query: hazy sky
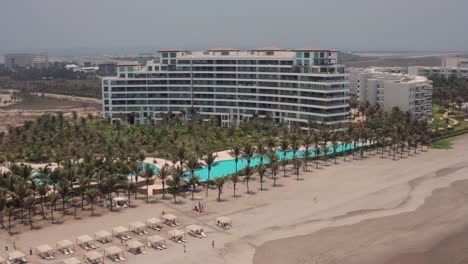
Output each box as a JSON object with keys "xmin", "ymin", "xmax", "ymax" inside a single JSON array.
[{"xmin": 2, "ymin": 0, "xmax": 468, "ymax": 54}]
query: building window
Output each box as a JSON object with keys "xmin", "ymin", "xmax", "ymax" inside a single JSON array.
[
  {"xmin": 162, "ymin": 59, "xmax": 168, "ymax": 64},
  {"xmin": 296, "ymin": 52, "xmax": 302, "ymax": 58},
  {"xmin": 119, "ymin": 66, "xmax": 125, "ymax": 71},
  {"xmin": 296, "ymin": 60, "xmax": 302, "ymax": 65},
  {"xmin": 266, "ymin": 51, "xmax": 274, "ymax": 56},
  {"xmin": 162, "ymin": 53, "xmax": 168, "ymax": 58},
  {"xmin": 170, "ymin": 53, "xmax": 176, "ymax": 58},
  {"xmin": 304, "ymin": 52, "xmax": 310, "ymax": 58}
]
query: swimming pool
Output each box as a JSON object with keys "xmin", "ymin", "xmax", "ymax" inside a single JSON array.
[{"xmin": 143, "ymin": 141, "xmax": 371, "ymax": 181}]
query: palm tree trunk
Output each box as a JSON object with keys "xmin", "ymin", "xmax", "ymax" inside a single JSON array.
[
  {"xmin": 205, "ymin": 169, "xmax": 211, "ymax": 197},
  {"xmin": 29, "ymin": 208, "xmax": 33, "ymax": 229},
  {"xmin": 40, "ymin": 197, "xmax": 45, "ymax": 219},
  {"xmin": 146, "ymin": 183, "xmax": 149, "ymax": 203},
  {"xmin": 162, "ymin": 183, "xmax": 165, "ymax": 199}
]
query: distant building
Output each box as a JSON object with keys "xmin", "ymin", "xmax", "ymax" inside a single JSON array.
[
  {"xmin": 4, "ymin": 52, "xmax": 48, "ymax": 68},
  {"xmin": 98, "ymin": 63, "xmax": 117, "ymax": 76},
  {"xmin": 349, "ymin": 68, "xmax": 432, "ymax": 119},
  {"xmin": 443, "ymin": 57, "xmax": 468, "ymax": 67},
  {"xmin": 408, "ymin": 66, "xmax": 468, "ymax": 78}
]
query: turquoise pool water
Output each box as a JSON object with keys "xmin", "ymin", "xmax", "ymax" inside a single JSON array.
[
  {"xmin": 30, "ymin": 142, "xmax": 371, "ymax": 184},
  {"xmin": 144, "ymin": 141, "xmax": 370, "ymax": 181}
]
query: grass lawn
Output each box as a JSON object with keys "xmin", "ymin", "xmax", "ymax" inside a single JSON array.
[{"xmin": 431, "ymin": 138, "xmax": 454, "ymax": 149}]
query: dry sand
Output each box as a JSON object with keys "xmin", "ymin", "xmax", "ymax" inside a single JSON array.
[{"xmin": 1, "ymin": 135, "xmax": 468, "ymax": 264}]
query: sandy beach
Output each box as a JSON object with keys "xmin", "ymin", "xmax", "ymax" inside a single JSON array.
[{"xmin": 1, "ymin": 135, "xmax": 468, "ymax": 263}]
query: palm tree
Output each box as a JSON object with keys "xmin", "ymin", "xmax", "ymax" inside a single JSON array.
[
  {"xmin": 214, "ymin": 176, "xmax": 227, "ymax": 202},
  {"xmin": 85, "ymin": 189, "xmax": 99, "ymax": 216},
  {"xmin": 293, "ymin": 157, "xmax": 302, "ymax": 180},
  {"xmin": 22, "ymin": 196, "xmax": 35, "ymax": 229},
  {"xmin": 230, "ymin": 173, "xmax": 240, "ymax": 197},
  {"xmin": 168, "ymin": 166, "xmax": 183, "ymax": 203},
  {"xmin": 186, "ymin": 155, "xmax": 201, "ymax": 178},
  {"xmin": 77, "ymin": 175, "xmax": 90, "ymax": 210},
  {"xmin": 48, "ymin": 192, "xmax": 59, "ymax": 223},
  {"xmin": 104, "ymin": 175, "xmax": 119, "ymax": 211},
  {"xmin": 243, "ymin": 166, "xmax": 254, "ymax": 194},
  {"xmin": 124, "ymin": 181, "xmax": 137, "ymax": 206},
  {"xmin": 229, "ymin": 145, "xmax": 241, "ymax": 173},
  {"xmin": 203, "ymin": 152, "xmax": 217, "ymax": 197},
  {"xmin": 156, "ymin": 165, "xmax": 170, "ymax": 199},
  {"xmin": 312, "ymin": 132, "xmax": 321, "ymax": 169},
  {"xmin": 0, "ymin": 189, "xmax": 6, "ymax": 229},
  {"xmin": 270, "ymin": 160, "xmax": 279, "ymax": 187},
  {"xmin": 331, "ymin": 132, "xmax": 340, "ymax": 164},
  {"xmin": 71, "ymin": 197, "xmax": 80, "ymax": 220},
  {"xmin": 37, "ymin": 184, "xmax": 47, "ymax": 220},
  {"xmin": 188, "ymin": 174, "xmax": 200, "ymax": 200},
  {"xmin": 302, "ymin": 135, "xmax": 313, "ymax": 171},
  {"xmin": 57, "ymin": 180, "xmax": 69, "ymax": 215},
  {"xmin": 141, "ymin": 164, "xmax": 155, "ymax": 203},
  {"xmin": 5, "ymin": 206, "xmax": 14, "ymax": 234},
  {"xmin": 242, "ymin": 143, "xmax": 254, "ymax": 168},
  {"xmin": 279, "ymin": 138, "xmax": 289, "ymax": 161},
  {"xmin": 256, "ymin": 141, "xmax": 267, "ymax": 164},
  {"xmin": 257, "ymin": 164, "xmax": 267, "ymax": 191}
]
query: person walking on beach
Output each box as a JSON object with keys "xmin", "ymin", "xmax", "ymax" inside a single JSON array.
[
  {"xmin": 29, "ymin": 248, "xmax": 32, "ymax": 255},
  {"xmin": 5, "ymin": 246, "xmax": 8, "ymax": 251},
  {"xmin": 212, "ymin": 240, "xmax": 215, "ymax": 248},
  {"xmin": 13, "ymin": 242, "xmax": 16, "ymax": 250},
  {"xmin": 183, "ymin": 244, "xmax": 186, "ymax": 253}
]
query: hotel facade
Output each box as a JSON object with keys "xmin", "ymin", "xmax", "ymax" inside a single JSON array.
[
  {"xmin": 102, "ymin": 48, "xmax": 349, "ymax": 128},
  {"xmin": 349, "ymin": 68, "xmax": 433, "ymax": 119}
]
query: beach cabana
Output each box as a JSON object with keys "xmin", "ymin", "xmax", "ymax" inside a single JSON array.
[
  {"xmin": 76, "ymin": 235, "xmax": 97, "ymax": 250},
  {"xmin": 162, "ymin": 214, "xmax": 179, "ymax": 226},
  {"xmin": 146, "ymin": 218, "xmax": 163, "ymax": 231},
  {"xmin": 215, "ymin": 216, "xmax": 232, "ymax": 230},
  {"xmin": 103, "ymin": 246, "xmax": 125, "ymax": 262},
  {"xmin": 112, "ymin": 226, "xmax": 131, "ymax": 240},
  {"xmin": 8, "ymin": 251, "xmax": 27, "ymax": 264},
  {"xmin": 94, "ymin": 230, "xmax": 113, "ymax": 244},
  {"xmin": 167, "ymin": 229, "xmax": 186, "ymax": 243},
  {"xmin": 129, "ymin": 221, "xmax": 148, "ymax": 235},
  {"xmin": 61, "ymin": 257, "xmax": 81, "ymax": 264},
  {"xmin": 83, "ymin": 251, "xmax": 103, "ymax": 264},
  {"xmin": 186, "ymin": 224, "xmax": 206, "ymax": 238},
  {"xmin": 56, "ymin": 240, "xmax": 75, "ymax": 255},
  {"xmin": 112, "ymin": 197, "xmax": 128, "ymax": 209},
  {"xmin": 36, "ymin": 244, "xmax": 55, "ymax": 260},
  {"xmin": 126, "ymin": 241, "xmax": 146, "ymax": 255},
  {"xmin": 146, "ymin": 235, "xmax": 167, "ymax": 250}
]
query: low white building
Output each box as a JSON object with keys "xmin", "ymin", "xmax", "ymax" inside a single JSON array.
[
  {"xmin": 408, "ymin": 66, "xmax": 468, "ymax": 78},
  {"xmin": 349, "ymin": 68, "xmax": 432, "ymax": 119}
]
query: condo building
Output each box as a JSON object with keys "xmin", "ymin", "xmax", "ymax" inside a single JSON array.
[
  {"xmin": 349, "ymin": 68, "xmax": 433, "ymax": 119},
  {"xmin": 408, "ymin": 66, "xmax": 468, "ymax": 78},
  {"xmin": 101, "ymin": 48, "xmax": 349, "ymax": 128},
  {"xmin": 4, "ymin": 52, "xmax": 48, "ymax": 69}
]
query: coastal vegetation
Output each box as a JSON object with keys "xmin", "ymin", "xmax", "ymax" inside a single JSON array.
[{"xmin": 0, "ymin": 105, "xmax": 433, "ymax": 233}]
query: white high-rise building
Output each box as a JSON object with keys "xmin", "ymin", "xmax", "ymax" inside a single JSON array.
[
  {"xmin": 349, "ymin": 68, "xmax": 432, "ymax": 119},
  {"xmin": 408, "ymin": 66, "xmax": 468, "ymax": 78},
  {"xmin": 101, "ymin": 48, "xmax": 349, "ymax": 129}
]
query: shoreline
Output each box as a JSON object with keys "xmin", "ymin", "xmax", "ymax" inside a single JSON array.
[{"xmin": 1, "ymin": 135, "xmax": 467, "ymax": 264}]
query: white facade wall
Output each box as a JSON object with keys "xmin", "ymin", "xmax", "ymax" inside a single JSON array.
[
  {"xmin": 349, "ymin": 68, "xmax": 432, "ymax": 119},
  {"xmin": 102, "ymin": 48, "xmax": 349, "ymax": 129}
]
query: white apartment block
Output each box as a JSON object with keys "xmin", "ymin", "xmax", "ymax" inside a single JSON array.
[
  {"xmin": 101, "ymin": 48, "xmax": 349, "ymax": 129},
  {"xmin": 349, "ymin": 68, "xmax": 432, "ymax": 119},
  {"xmin": 4, "ymin": 52, "xmax": 48, "ymax": 68},
  {"xmin": 408, "ymin": 66, "xmax": 468, "ymax": 78}
]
